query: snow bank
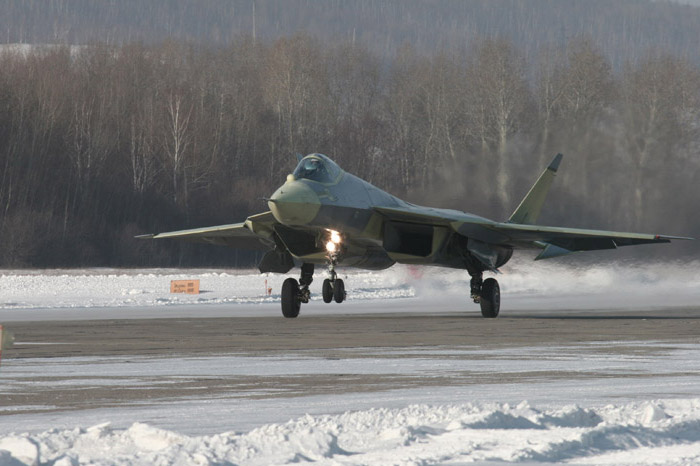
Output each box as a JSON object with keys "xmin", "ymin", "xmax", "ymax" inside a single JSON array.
[
  {"xmin": 2, "ymin": 400, "xmax": 699, "ymax": 465},
  {"xmin": 1, "ymin": 260, "xmax": 699, "ymax": 311},
  {"xmin": 0, "ymin": 267, "xmax": 413, "ymax": 310}
]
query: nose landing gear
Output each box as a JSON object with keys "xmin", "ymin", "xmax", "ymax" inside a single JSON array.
[
  {"xmin": 321, "ymin": 229, "xmax": 346, "ymax": 304},
  {"xmin": 322, "ymin": 268, "xmax": 345, "ymax": 304}
]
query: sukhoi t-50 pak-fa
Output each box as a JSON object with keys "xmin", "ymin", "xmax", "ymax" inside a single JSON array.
[{"xmin": 140, "ymin": 153, "xmax": 691, "ymax": 318}]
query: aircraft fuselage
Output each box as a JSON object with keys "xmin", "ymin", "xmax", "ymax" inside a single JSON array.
[{"xmin": 267, "ymin": 154, "xmax": 511, "ymax": 271}]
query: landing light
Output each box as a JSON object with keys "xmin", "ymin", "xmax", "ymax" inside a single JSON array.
[
  {"xmin": 326, "ymin": 229, "xmax": 342, "ymax": 253},
  {"xmin": 330, "ymin": 230, "xmax": 341, "ymax": 244}
]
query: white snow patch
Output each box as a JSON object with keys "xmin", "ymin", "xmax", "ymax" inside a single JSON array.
[
  {"xmin": 2, "ymin": 400, "xmax": 700, "ymax": 465},
  {"xmin": 0, "ymin": 436, "xmax": 39, "ymax": 466},
  {"xmin": 1, "ymin": 260, "xmax": 699, "ymax": 312}
]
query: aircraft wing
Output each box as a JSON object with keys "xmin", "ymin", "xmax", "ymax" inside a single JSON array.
[
  {"xmin": 136, "ymin": 211, "xmax": 276, "ymax": 250},
  {"xmin": 486, "ymin": 222, "xmax": 691, "ymax": 259},
  {"xmin": 374, "ymin": 206, "xmax": 692, "ymax": 260}
]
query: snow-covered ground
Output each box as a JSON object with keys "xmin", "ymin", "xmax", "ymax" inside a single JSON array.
[
  {"xmin": 2, "ymin": 342, "xmax": 700, "ymax": 465},
  {"xmin": 2, "ymin": 261, "xmax": 700, "ymax": 465},
  {"xmin": 1, "ymin": 260, "xmax": 700, "ymax": 312},
  {"xmin": 2, "ymin": 399, "xmax": 700, "ymax": 465}
]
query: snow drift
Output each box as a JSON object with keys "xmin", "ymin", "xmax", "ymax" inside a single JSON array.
[{"xmin": 2, "ymin": 400, "xmax": 700, "ymax": 465}]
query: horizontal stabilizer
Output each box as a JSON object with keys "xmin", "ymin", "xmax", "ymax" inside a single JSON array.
[{"xmin": 535, "ymin": 243, "xmax": 574, "ymax": 260}]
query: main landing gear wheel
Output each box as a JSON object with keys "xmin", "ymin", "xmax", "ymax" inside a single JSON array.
[
  {"xmin": 333, "ymin": 278, "xmax": 345, "ymax": 303},
  {"xmin": 280, "ymin": 263, "xmax": 314, "ymax": 318},
  {"xmin": 480, "ymin": 278, "xmax": 500, "ymax": 318},
  {"xmin": 281, "ymin": 277, "xmax": 301, "ymax": 318},
  {"xmin": 322, "ymin": 279, "xmax": 333, "ymax": 303}
]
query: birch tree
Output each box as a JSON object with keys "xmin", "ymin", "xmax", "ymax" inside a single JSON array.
[
  {"xmin": 620, "ymin": 55, "xmax": 700, "ymax": 227},
  {"xmin": 466, "ymin": 39, "xmax": 531, "ymax": 209},
  {"xmin": 163, "ymin": 92, "xmax": 193, "ymax": 205}
]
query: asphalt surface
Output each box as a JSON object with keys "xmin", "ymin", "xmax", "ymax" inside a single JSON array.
[
  {"xmin": 4, "ymin": 304, "xmax": 700, "ymax": 359},
  {"xmin": 2, "ymin": 303, "xmax": 699, "ymax": 416}
]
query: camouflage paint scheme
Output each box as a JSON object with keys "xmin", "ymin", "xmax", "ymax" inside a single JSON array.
[{"xmin": 140, "ymin": 153, "xmax": 690, "ymax": 279}]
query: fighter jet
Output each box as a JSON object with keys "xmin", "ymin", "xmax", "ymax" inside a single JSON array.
[{"xmin": 139, "ymin": 153, "xmax": 691, "ymax": 318}]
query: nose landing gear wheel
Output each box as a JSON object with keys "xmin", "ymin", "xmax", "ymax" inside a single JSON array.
[
  {"xmin": 333, "ymin": 278, "xmax": 345, "ymax": 303},
  {"xmin": 480, "ymin": 278, "xmax": 500, "ymax": 318},
  {"xmin": 281, "ymin": 277, "xmax": 301, "ymax": 318},
  {"xmin": 322, "ymin": 279, "xmax": 333, "ymax": 303}
]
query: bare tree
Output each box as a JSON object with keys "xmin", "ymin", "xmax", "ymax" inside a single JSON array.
[
  {"xmin": 326, "ymin": 43, "xmax": 382, "ymax": 178},
  {"xmin": 466, "ymin": 39, "xmax": 531, "ymax": 209},
  {"xmin": 68, "ymin": 100, "xmax": 109, "ymax": 189},
  {"xmin": 619, "ymin": 54, "xmax": 700, "ymax": 227},
  {"xmin": 559, "ymin": 39, "xmax": 615, "ymax": 128},
  {"xmin": 535, "ymin": 45, "xmax": 569, "ymax": 165},
  {"xmin": 162, "ymin": 92, "xmax": 193, "ymax": 205},
  {"xmin": 129, "ymin": 107, "xmax": 157, "ymax": 195}
]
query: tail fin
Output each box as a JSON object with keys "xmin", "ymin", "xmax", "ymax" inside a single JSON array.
[{"xmin": 507, "ymin": 153, "xmax": 563, "ymax": 224}]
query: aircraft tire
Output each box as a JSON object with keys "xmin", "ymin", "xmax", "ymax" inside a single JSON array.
[
  {"xmin": 322, "ymin": 279, "xmax": 333, "ymax": 303},
  {"xmin": 480, "ymin": 278, "xmax": 500, "ymax": 318},
  {"xmin": 333, "ymin": 279, "xmax": 345, "ymax": 303},
  {"xmin": 281, "ymin": 278, "xmax": 301, "ymax": 318}
]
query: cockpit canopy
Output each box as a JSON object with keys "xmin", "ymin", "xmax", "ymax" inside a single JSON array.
[{"xmin": 293, "ymin": 153, "xmax": 341, "ymax": 183}]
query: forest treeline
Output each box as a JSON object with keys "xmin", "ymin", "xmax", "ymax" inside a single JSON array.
[
  {"xmin": 0, "ymin": 35, "xmax": 698, "ymax": 267},
  {"xmin": 6, "ymin": 0, "xmax": 700, "ymax": 69}
]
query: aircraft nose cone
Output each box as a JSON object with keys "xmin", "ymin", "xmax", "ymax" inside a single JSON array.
[{"xmin": 268, "ymin": 180, "xmax": 321, "ymax": 225}]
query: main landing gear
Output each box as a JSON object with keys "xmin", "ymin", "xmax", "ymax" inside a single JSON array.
[
  {"xmin": 281, "ymin": 263, "xmax": 314, "ymax": 318},
  {"xmin": 470, "ymin": 272, "xmax": 500, "ymax": 318}
]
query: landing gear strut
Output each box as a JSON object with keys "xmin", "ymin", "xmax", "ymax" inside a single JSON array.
[
  {"xmin": 469, "ymin": 271, "xmax": 500, "ymax": 318},
  {"xmin": 322, "ymin": 252, "xmax": 345, "ymax": 304},
  {"xmin": 281, "ymin": 263, "xmax": 314, "ymax": 318}
]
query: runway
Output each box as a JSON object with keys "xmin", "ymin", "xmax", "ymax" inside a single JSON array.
[
  {"xmin": 5, "ymin": 301, "xmax": 700, "ymax": 359},
  {"xmin": 2, "ymin": 300, "xmax": 700, "ymax": 426},
  {"xmin": 7, "ymin": 296, "xmax": 700, "ymax": 349}
]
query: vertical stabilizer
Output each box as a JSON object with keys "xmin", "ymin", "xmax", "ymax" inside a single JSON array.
[{"xmin": 507, "ymin": 153, "xmax": 563, "ymax": 224}]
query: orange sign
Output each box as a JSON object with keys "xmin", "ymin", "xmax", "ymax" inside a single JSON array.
[{"xmin": 170, "ymin": 280, "xmax": 200, "ymax": 294}]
